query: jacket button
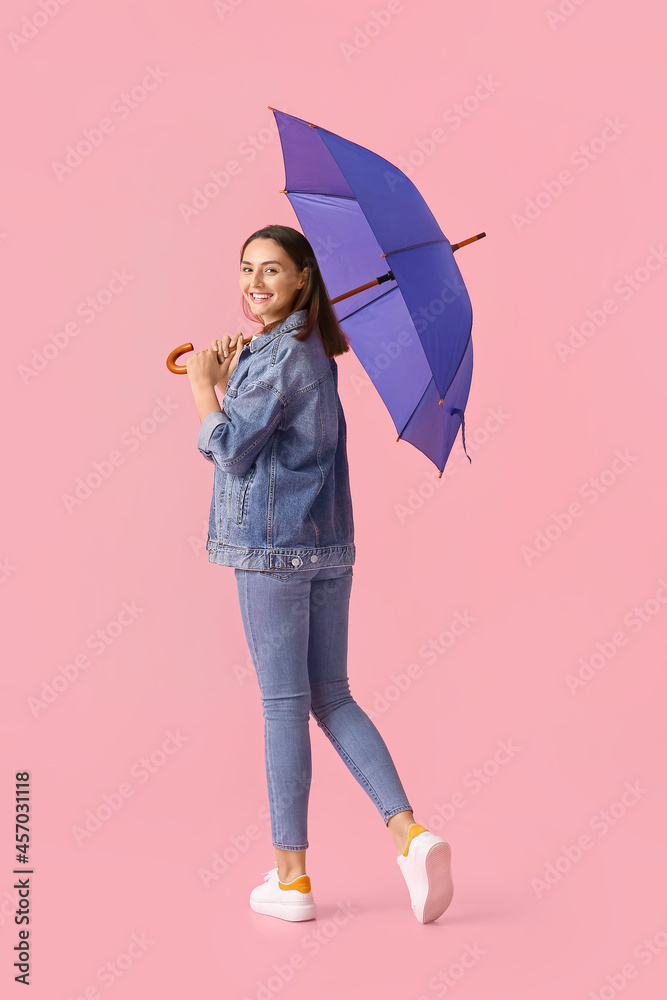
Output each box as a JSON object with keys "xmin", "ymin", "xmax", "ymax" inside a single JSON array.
[
  {"xmin": 291, "ymin": 557, "xmax": 301, "ymax": 567},
  {"xmin": 310, "ymin": 555, "xmax": 318, "ymax": 563}
]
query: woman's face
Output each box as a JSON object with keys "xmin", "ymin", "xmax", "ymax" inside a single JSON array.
[{"xmin": 240, "ymin": 238, "xmax": 307, "ymax": 327}]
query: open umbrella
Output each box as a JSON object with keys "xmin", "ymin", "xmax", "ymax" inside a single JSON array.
[
  {"xmin": 167, "ymin": 108, "xmax": 484, "ymax": 478},
  {"xmin": 269, "ymin": 107, "xmax": 485, "ymax": 477}
]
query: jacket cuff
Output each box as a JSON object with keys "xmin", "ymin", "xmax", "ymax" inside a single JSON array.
[{"xmin": 197, "ymin": 408, "xmax": 230, "ymax": 461}]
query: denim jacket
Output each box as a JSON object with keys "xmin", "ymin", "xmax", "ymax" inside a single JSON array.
[{"xmin": 197, "ymin": 308, "xmax": 356, "ymax": 572}]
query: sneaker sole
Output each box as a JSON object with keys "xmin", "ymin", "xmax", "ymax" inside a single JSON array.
[
  {"xmin": 249, "ymin": 898, "xmax": 316, "ymax": 922},
  {"xmin": 419, "ymin": 841, "xmax": 454, "ymax": 923}
]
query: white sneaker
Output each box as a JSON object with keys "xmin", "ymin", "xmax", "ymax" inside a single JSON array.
[
  {"xmin": 249, "ymin": 866, "xmax": 316, "ymax": 921},
  {"xmin": 396, "ymin": 823, "xmax": 454, "ymax": 923}
]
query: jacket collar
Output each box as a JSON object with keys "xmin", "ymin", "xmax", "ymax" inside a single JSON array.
[{"xmin": 247, "ymin": 309, "xmax": 309, "ymax": 354}]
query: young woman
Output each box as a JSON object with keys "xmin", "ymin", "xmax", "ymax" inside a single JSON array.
[{"xmin": 186, "ymin": 224, "xmax": 453, "ymax": 924}]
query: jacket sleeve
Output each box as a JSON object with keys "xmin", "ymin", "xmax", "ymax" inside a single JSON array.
[{"xmin": 197, "ymin": 380, "xmax": 285, "ymax": 477}]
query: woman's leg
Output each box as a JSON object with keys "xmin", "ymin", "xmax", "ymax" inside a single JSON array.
[
  {"xmin": 234, "ymin": 568, "xmax": 314, "ymax": 880},
  {"xmin": 307, "ymin": 568, "xmax": 415, "ymax": 846}
]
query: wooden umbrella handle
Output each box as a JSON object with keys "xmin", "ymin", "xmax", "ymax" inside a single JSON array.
[
  {"xmin": 166, "ymin": 335, "xmax": 253, "ymax": 374},
  {"xmin": 166, "ymin": 342, "xmax": 195, "ymax": 374}
]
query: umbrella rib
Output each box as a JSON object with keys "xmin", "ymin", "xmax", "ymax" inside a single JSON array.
[
  {"xmin": 283, "ymin": 190, "xmax": 358, "ymax": 200},
  {"xmin": 436, "ymin": 325, "xmax": 473, "ymax": 410},
  {"xmin": 396, "ymin": 375, "xmax": 434, "ymax": 440},
  {"xmin": 334, "ymin": 283, "xmax": 399, "ymax": 324},
  {"xmin": 336, "ymin": 275, "xmax": 472, "ymax": 407},
  {"xmin": 383, "ymin": 238, "xmax": 450, "ymax": 255},
  {"xmin": 398, "ymin": 324, "xmax": 472, "ymax": 441}
]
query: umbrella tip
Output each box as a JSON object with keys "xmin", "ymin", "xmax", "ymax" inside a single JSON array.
[
  {"xmin": 438, "ymin": 398, "xmax": 443, "ymax": 405},
  {"xmin": 267, "ymin": 105, "xmax": 274, "ymax": 110}
]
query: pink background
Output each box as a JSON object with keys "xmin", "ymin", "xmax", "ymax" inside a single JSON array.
[{"xmin": 2, "ymin": 1, "xmax": 666, "ymax": 997}]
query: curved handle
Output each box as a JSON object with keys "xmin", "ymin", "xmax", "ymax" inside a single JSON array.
[
  {"xmin": 166, "ymin": 342, "xmax": 195, "ymax": 375},
  {"xmin": 166, "ymin": 336, "xmax": 252, "ymax": 374}
]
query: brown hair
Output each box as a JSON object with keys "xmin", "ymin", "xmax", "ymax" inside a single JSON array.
[{"xmin": 239, "ymin": 225, "xmax": 350, "ymax": 358}]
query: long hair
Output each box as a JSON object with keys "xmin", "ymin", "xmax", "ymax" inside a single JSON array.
[{"xmin": 239, "ymin": 225, "xmax": 350, "ymax": 358}]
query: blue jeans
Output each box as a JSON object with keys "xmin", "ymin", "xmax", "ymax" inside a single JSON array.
[{"xmin": 234, "ymin": 565, "xmax": 413, "ymax": 850}]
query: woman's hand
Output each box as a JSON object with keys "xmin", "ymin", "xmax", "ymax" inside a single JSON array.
[
  {"xmin": 185, "ymin": 345, "xmax": 221, "ymax": 388},
  {"xmin": 185, "ymin": 333, "xmax": 245, "ymax": 390},
  {"xmin": 211, "ymin": 332, "xmax": 245, "ymax": 389}
]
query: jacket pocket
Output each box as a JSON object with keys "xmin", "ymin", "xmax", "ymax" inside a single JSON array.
[{"xmin": 236, "ymin": 463, "xmax": 257, "ymax": 525}]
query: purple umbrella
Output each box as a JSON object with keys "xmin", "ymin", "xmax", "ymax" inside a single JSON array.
[{"xmin": 270, "ymin": 107, "xmax": 485, "ymax": 477}]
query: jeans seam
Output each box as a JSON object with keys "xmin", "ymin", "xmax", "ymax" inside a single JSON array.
[
  {"xmin": 384, "ymin": 804, "xmax": 413, "ymax": 826},
  {"xmin": 243, "ymin": 570, "xmax": 282, "ymax": 846},
  {"xmin": 310, "ymin": 708, "xmax": 385, "ymax": 815}
]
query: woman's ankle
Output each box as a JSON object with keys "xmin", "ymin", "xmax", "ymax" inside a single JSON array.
[
  {"xmin": 278, "ymin": 869, "xmax": 307, "ymax": 882},
  {"xmin": 274, "ymin": 848, "xmax": 307, "ymax": 881},
  {"xmin": 387, "ymin": 811, "xmax": 417, "ymax": 852}
]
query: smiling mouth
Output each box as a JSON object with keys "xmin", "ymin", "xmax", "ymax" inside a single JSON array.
[{"xmin": 250, "ymin": 293, "xmax": 273, "ymax": 302}]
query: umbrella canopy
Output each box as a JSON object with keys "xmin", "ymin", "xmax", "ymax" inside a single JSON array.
[{"xmin": 270, "ymin": 107, "xmax": 482, "ymax": 476}]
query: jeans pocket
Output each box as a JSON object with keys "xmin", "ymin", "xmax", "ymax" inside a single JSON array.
[{"xmin": 258, "ymin": 570, "xmax": 295, "ymax": 582}]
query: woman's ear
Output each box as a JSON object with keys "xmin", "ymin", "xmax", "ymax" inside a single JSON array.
[{"xmin": 299, "ymin": 263, "xmax": 309, "ymax": 288}]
